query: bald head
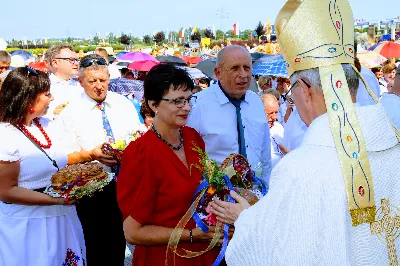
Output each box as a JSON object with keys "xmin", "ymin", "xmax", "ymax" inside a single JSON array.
[
  {"xmin": 216, "ymin": 45, "xmax": 251, "ymax": 68},
  {"xmin": 214, "ymin": 45, "xmax": 252, "ymax": 99},
  {"xmin": 261, "ymin": 94, "xmax": 279, "ymax": 128}
]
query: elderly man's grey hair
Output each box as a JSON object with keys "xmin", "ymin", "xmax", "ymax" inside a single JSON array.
[
  {"xmin": 78, "ymin": 54, "xmax": 109, "ymax": 76},
  {"xmin": 0, "ymin": 51, "xmax": 11, "ymax": 64},
  {"xmin": 44, "ymin": 44, "xmax": 74, "ymax": 66},
  {"xmin": 290, "ymin": 64, "xmax": 359, "ymax": 98},
  {"xmin": 216, "ymin": 45, "xmax": 250, "ymax": 68}
]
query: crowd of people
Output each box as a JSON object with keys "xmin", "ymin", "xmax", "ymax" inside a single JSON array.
[{"xmin": 0, "ymin": 0, "xmax": 400, "ymax": 265}]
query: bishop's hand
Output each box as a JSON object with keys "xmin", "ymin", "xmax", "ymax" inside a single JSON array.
[{"xmin": 209, "ymin": 190, "xmax": 250, "ymax": 225}]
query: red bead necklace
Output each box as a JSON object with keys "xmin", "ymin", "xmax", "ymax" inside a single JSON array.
[{"xmin": 18, "ymin": 118, "xmax": 52, "ymax": 149}]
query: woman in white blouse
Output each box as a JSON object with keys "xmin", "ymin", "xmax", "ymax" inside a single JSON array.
[{"xmin": 0, "ymin": 67, "xmax": 114, "ymax": 266}]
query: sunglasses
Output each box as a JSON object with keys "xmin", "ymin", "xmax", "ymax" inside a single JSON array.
[{"xmin": 80, "ymin": 58, "xmax": 108, "ymax": 68}]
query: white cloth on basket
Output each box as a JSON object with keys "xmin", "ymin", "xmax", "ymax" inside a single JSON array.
[
  {"xmin": 226, "ymin": 104, "xmax": 400, "ymax": 266},
  {"xmin": 0, "ymin": 119, "xmax": 86, "ymax": 266}
]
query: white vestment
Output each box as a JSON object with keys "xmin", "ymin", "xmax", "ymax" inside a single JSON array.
[
  {"xmin": 226, "ymin": 104, "xmax": 400, "ymax": 266},
  {"xmin": 381, "ymin": 93, "xmax": 400, "ymax": 130},
  {"xmin": 356, "ymin": 66, "xmax": 380, "ymax": 106}
]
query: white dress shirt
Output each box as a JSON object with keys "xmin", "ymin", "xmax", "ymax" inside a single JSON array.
[
  {"xmin": 187, "ymin": 83, "xmax": 272, "ymax": 186},
  {"xmin": 381, "ymin": 92, "xmax": 400, "ymax": 129},
  {"xmin": 108, "ymin": 64, "xmax": 121, "ymax": 79},
  {"xmin": 46, "ymin": 74, "xmax": 84, "ymax": 120},
  {"xmin": 56, "ymin": 91, "xmax": 144, "ymax": 154},
  {"xmin": 270, "ymin": 122, "xmax": 284, "ymax": 169},
  {"xmin": 356, "ymin": 66, "xmax": 380, "ymax": 106},
  {"xmin": 277, "ymin": 100, "xmax": 287, "ymax": 125},
  {"xmin": 283, "ymin": 107, "xmax": 308, "ymax": 151},
  {"xmin": 379, "ymin": 78, "xmax": 388, "ymax": 97}
]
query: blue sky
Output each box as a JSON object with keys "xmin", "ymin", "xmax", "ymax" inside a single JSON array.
[{"xmin": 1, "ymin": 0, "xmax": 399, "ymax": 40}]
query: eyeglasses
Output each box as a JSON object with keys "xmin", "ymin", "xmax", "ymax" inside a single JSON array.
[
  {"xmin": 161, "ymin": 95, "xmax": 197, "ymax": 108},
  {"xmin": 282, "ymin": 78, "xmax": 311, "ymax": 103},
  {"xmin": 80, "ymin": 58, "xmax": 108, "ymax": 68},
  {"xmin": 263, "ymin": 81, "xmax": 272, "ymax": 86},
  {"xmin": 55, "ymin": 57, "xmax": 80, "ymax": 65}
]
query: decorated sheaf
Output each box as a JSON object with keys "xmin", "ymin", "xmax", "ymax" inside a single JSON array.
[{"xmin": 276, "ymin": 0, "xmax": 400, "ymax": 264}]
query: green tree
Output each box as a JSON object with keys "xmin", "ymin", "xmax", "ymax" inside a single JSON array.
[
  {"xmin": 153, "ymin": 31, "xmax": 165, "ymax": 44},
  {"xmin": 216, "ymin": 30, "xmax": 225, "ymax": 40},
  {"xmin": 225, "ymin": 30, "xmax": 234, "ymax": 39},
  {"xmin": 240, "ymin": 29, "xmax": 253, "ymax": 40},
  {"xmin": 204, "ymin": 28, "xmax": 215, "ymax": 39},
  {"xmin": 255, "ymin": 21, "xmax": 265, "ymax": 37},
  {"xmin": 93, "ymin": 36, "xmax": 100, "ymax": 45},
  {"xmin": 119, "ymin": 33, "xmax": 131, "ymax": 45},
  {"xmin": 191, "ymin": 32, "xmax": 201, "ymax": 42},
  {"xmin": 143, "ymin": 35, "xmax": 151, "ymax": 44}
]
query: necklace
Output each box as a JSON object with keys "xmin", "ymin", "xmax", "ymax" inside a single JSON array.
[
  {"xmin": 18, "ymin": 118, "xmax": 52, "ymax": 149},
  {"xmin": 151, "ymin": 125, "xmax": 183, "ymax": 151}
]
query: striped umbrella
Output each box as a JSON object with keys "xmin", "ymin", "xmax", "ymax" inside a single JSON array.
[
  {"xmin": 357, "ymin": 50, "xmax": 388, "ymax": 68},
  {"xmin": 370, "ymin": 42, "xmax": 400, "ymax": 58}
]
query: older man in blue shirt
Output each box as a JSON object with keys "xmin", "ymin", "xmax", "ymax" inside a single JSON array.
[{"xmin": 187, "ymin": 45, "xmax": 272, "ymax": 187}]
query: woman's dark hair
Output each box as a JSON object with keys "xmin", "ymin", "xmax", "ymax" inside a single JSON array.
[
  {"xmin": 0, "ymin": 67, "xmax": 50, "ymax": 124},
  {"xmin": 144, "ymin": 63, "xmax": 194, "ymax": 116},
  {"xmin": 199, "ymin": 78, "xmax": 210, "ymax": 87}
]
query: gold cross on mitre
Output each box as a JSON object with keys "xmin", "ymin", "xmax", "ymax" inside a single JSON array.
[{"xmin": 370, "ymin": 198, "xmax": 400, "ymax": 266}]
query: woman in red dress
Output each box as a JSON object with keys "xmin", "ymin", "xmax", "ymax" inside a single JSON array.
[{"xmin": 117, "ymin": 64, "xmax": 223, "ymax": 266}]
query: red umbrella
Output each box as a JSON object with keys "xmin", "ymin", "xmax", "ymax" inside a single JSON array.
[
  {"xmin": 127, "ymin": 60, "xmax": 159, "ymax": 72},
  {"xmin": 371, "ymin": 42, "xmax": 400, "ymax": 58},
  {"xmin": 182, "ymin": 56, "xmax": 203, "ymax": 65},
  {"xmin": 28, "ymin": 62, "xmax": 49, "ymax": 73}
]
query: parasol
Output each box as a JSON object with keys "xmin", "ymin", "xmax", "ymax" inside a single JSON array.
[
  {"xmin": 156, "ymin": 56, "xmax": 186, "ymax": 65},
  {"xmin": 127, "ymin": 60, "xmax": 159, "ymax": 72},
  {"xmin": 357, "ymin": 50, "xmax": 388, "ymax": 68},
  {"xmin": 119, "ymin": 52, "xmax": 157, "ymax": 62}
]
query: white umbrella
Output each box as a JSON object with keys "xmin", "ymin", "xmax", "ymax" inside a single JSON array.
[{"xmin": 178, "ymin": 66, "xmax": 206, "ymax": 79}]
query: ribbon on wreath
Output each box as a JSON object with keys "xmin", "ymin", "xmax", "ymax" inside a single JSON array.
[{"xmin": 52, "ymin": 173, "xmax": 108, "ymax": 203}]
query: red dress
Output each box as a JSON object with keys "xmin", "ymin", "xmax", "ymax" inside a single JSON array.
[{"xmin": 117, "ymin": 126, "xmax": 221, "ymax": 266}]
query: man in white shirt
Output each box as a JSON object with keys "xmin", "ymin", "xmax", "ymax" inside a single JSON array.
[
  {"xmin": 57, "ymin": 54, "xmax": 143, "ymax": 266},
  {"xmin": 260, "ymin": 94, "xmax": 284, "ymax": 168},
  {"xmin": 381, "ymin": 65, "xmax": 400, "ymax": 129},
  {"xmin": 95, "ymin": 47, "xmax": 121, "ymax": 79},
  {"xmin": 44, "ymin": 44, "xmax": 83, "ymax": 119},
  {"xmin": 187, "ymin": 45, "xmax": 272, "ymax": 187}
]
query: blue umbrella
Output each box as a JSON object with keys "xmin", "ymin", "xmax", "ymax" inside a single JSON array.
[
  {"xmin": 252, "ymin": 59, "xmax": 288, "ymax": 77},
  {"xmin": 380, "ymin": 34, "xmax": 391, "ymax": 41},
  {"xmin": 9, "ymin": 50, "xmax": 31, "ymax": 61},
  {"xmin": 368, "ymin": 43, "xmax": 383, "ymax": 51},
  {"xmin": 115, "ymin": 51, "xmax": 129, "ymax": 58}
]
